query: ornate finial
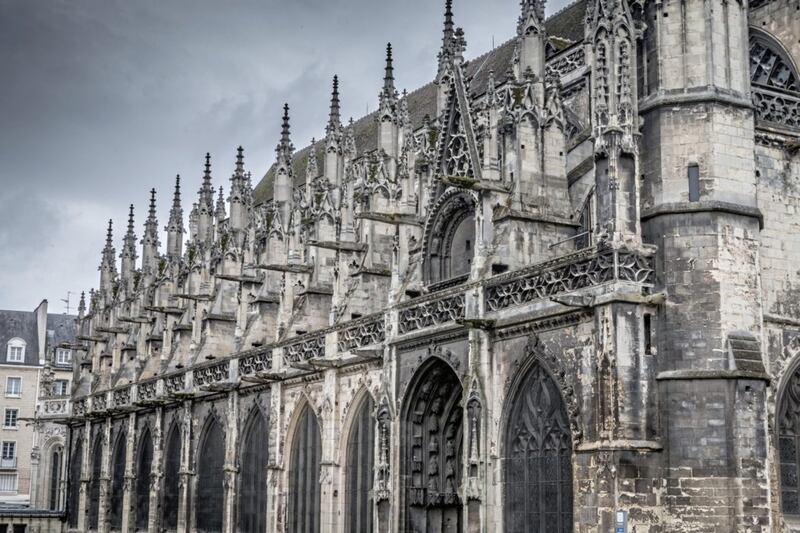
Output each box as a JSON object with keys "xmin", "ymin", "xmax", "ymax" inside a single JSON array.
[
  {"xmin": 148, "ymin": 188, "xmax": 157, "ymax": 218},
  {"xmin": 167, "ymin": 175, "xmax": 184, "ymax": 245},
  {"xmin": 235, "ymin": 146, "xmax": 245, "ymax": 175},
  {"xmin": 199, "ymin": 153, "xmax": 215, "ymax": 212},
  {"xmin": 328, "ymin": 75, "xmax": 341, "ymax": 131},
  {"xmin": 277, "ymin": 104, "xmax": 294, "ymax": 161},
  {"xmin": 78, "ymin": 291, "xmax": 86, "ymax": 316},
  {"xmin": 100, "ymin": 219, "xmax": 116, "ymax": 273},
  {"xmin": 519, "ymin": 0, "xmax": 545, "ymax": 35},
  {"xmin": 121, "ymin": 204, "xmax": 137, "ymax": 261},
  {"xmin": 384, "ymin": 43, "xmax": 395, "ymax": 95},
  {"xmin": 444, "ymin": 0, "xmax": 454, "ymax": 45},
  {"xmin": 126, "ymin": 204, "xmax": 135, "ymax": 234},
  {"xmin": 106, "ymin": 219, "xmax": 113, "ymax": 245}
]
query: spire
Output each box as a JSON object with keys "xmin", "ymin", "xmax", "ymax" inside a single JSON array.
[
  {"xmin": 327, "ymin": 75, "xmax": 342, "ymax": 133},
  {"xmin": 276, "ymin": 104, "xmax": 294, "ymax": 168},
  {"xmin": 235, "ymin": 146, "xmax": 245, "ymax": 176},
  {"xmin": 197, "ymin": 153, "xmax": 215, "ymax": 242},
  {"xmin": 77, "ymin": 291, "xmax": 86, "ymax": 318},
  {"xmin": 200, "ymin": 153, "xmax": 214, "ymax": 210},
  {"xmin": 443, "ymin": 0, "xmax": 454, "ymax": 49},
  {"xmin": 99, "ymin": 219, "xmax": 117, "ymax": 295},
  {"xmin": 215, "ymin": 186, "xmax": 226, "ymax": 221},
  {"xmin": 120, "ymin": 205, "xmax": 137, "ymax": 281},
  {"xmin": 142, "ymin": 188, "xmax": 160, "ymax": 274},
  {"xmin": 383, "ymin": 43, "xmax": 395, "ymax": 96},
  {"xmin": 166, "ymin": 175, "xmax": 184, "ymax": 259}
]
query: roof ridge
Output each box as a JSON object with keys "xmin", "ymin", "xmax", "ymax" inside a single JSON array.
[{"xmin": 547, "ymin": 0, "xmax": 586, "ymax": 20}]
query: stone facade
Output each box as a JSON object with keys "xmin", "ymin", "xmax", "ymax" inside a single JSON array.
[{"xmin": 57, "ymin": 0, "xmax": 800, "ymax": 532}]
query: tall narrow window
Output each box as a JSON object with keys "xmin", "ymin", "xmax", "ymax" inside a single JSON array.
[
  {"xmin": 135, "ymin": 429, "xmax": 153, "ymax": 531},
  {"xmin": 504, "ymin": 363, "xmax": 573, "ymax": 533},
  {"xmin": 88, "ymin": 436, "xmax": 103, "ymax": 530},
  {"xmin": 67, "ymin": 431, "xmax": 82, "ymax": 528},
  {"xmin": 162, "ymin": 424, "xmax": 181, "ymax": 530},
  {"xmin": 688, "ymin": 164, "xmax": 700, "ymax": 202},
  {"xmin": 49, "ymin": 447, "xmax": 62, "ymax": 510},
  {"xmin": 644, "ymin": 314, "xmax": 653, "ymax": 355},
  {"xmin": 109, "ymin": 431, "xmax": 127, "ymax": 530},
  {"xmin": 195, "ymin": 416, "xmax": 225, "ymax": 533},
  {"xmin": 238, "ymin": 409, "xmax": 268, "ymax": 533},
  {"xmin": 345, "ymin": 395, "xmax": 375, "ymax": 533},
  {"xmin": 778, "ymin": 364, "xmax": 800, "ymax": 516},
  {"xmin": 288, "ymin": 404, "xmax": 322, "ymax": 533}
]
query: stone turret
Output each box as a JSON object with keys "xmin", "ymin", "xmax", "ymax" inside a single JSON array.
[
  {"xmin": 274, "ymin": 104, "xmax": 294, "ymax": 228},
  {"xmin": 215, "ymin": 186, "xmax": 226, "ymax": 224},
  {"xmin": 378, "ymin": 43, "xmax": 400, "ymax": 158},
  {"xmin": 120, "ymin": 205, "xmax": 137, "ymax": 292},
  {"xmin": 141, "ymin": 188, "xmax": 160, "ymax": 277},
  {"xmin": 228, "ymin": 147, "xmax": 247, "ymax": 231},
  {"xmin": 517, "ymin": 0, "xmax": 546, "ymax": 77},
  {"xmin": 324, "ymin": 76, "xmax": 344, "ymax": 186},
  {"xmin": 98, "ymin": 219, "xmax": 117, "ymax": 300},
  {"xmin": 197, "ymin": 153, "xmax": 215, "ymax": 243},
  {"xmin": 166, "ymin": 175, "xmax": 184, "ymax": 259}
]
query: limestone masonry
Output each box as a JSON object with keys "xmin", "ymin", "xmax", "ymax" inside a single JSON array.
[{"xmin": 46, "ymin": 0, "xmax": 800, "ymax": 531}]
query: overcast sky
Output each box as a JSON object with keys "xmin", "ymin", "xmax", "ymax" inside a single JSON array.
[{"xmin": 0, "ymin": 0, "xmax": 572, "ymax": 313}]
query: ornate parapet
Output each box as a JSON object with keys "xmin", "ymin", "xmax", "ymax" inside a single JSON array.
[
  {"xmin": 337, "ymin": 315, "xmax": 385, "ymax": 352},
  {"xmin": 397, "ymin": 292, "xmax": 466, "ymax": 335},
  {"xmin": 39, "ymin": 397, "xmax": 71, "ymax": 420},
  {"xmin": 753, "ymin": 86, "xmax": 800, "ymax": 134},
  {"xmin": 283, "ymin": 334, "xmax": 326, "ymax": 365},
  {"xmin": 484, "ymin": 247, "xmax": 654, "ymax": 313}
]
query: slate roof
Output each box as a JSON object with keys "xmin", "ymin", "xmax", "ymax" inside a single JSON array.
[
  {"xmin": 0, "ymin": 310, "xmax": 40, "ymax": 366},
  {"xmin": 253, "ymin": 0, "xmax": 588, "ymax": 205},
  {"xmin": 0, "ymin": 310, "xmax": 77, "ymax": 367}
]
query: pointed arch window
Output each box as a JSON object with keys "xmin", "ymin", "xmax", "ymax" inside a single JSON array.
[
  {"xmin": 196, "ymin": 416, "xmax": 225, "ymax": 533},
  {"xmin": 238, "ymin": 408, "xmax": 268, "ymax": 533},
  {"xmin": 135, "ymin": 429, "xmax": 153, "ymax": 531},
  {"xmin": 504, "ymin": 363, "xmax": 573, "ymax": 533},
  {"xmin": 778, "ymin": 364, "xmax": 800, "ymax": 516},
  {"xmin": 288, "ymin": 403, "xmax": 321, "ymax": 533},
  {"xmin": 750, "ymin": 34, "xmax": 799, "ymax": 92},
  {"xmin": 88, "ymin": 435, "xmax": 103, "ymax": 530},
  {"xmin": 402, "ymin": 358, "xmax": 463, "ymax": 533},
  {"xmin": 109, "ymin": 431, "xmax": 127, "ymax": 530},
  {"xmin": 49, "ymin": 446, "xmax": 63, "ymax": 510},
  {"xmin": 67, "ymin": 432, "xmax": 82, "ymax": 527},
  {"xmin": 424, "ymin": 191, "xmax": 476, "ymax": 288},
  {"xmin": 162, "ymin": 424, "xmax": 182, "ymax": 530},
  {"xmin": 345, "ymin": 394, "xmax": 375, "ymax": 533}
]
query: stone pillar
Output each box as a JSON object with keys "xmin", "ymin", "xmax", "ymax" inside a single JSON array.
[
  {"xmin": 267, "ymin": 379, "xmax": 284, "ymax": 533},
  {"xmin": 77, "ymin": 421, "xmax": 92, "ymax": 532},
  {"xmin": 319, "ymin": 368, "xmax": 340, "ymax": 532},
  {"xmin": 121, "ymin": 413, "xmax": 136, "ymax": 533},
  {"xmin": 98, "ymin": 418, "xmax": 112, "ymax": 533},
  {"xmin": 148, "ymin": 407, "xmax": 164, "ymax": 532},
  {"xmin": 222, "ymin": 390, "xmax": 240, "ymax": 533},
  {"xmin": 176, "ymin": 401, "xmax": 193, "ymax": 533}
]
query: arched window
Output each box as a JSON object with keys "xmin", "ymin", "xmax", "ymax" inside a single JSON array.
[
  {"xmin": 195, "ymin": 416, "xmax": 225, "ymax": 533},
  {"xmin": 238, "ymin": 408, "xmax": 268, "ymax": 533},
  {"xmin": 88, "ymin": 435, "xmax": 103, "ymax": 530},
  {"xmin": 504, "ymin": 363, "xmax": 573, "ymax": 533},
  {"xmin": 750, "ymin": 33, "xmax": 799, "ymax": 92},
  {"xmin": 345, "ymin": 394, "xmax": 375, "ymax": 533},
  {"xmin": 778, "ymin": 364, "xmax": 800, "ymax": 516},
  {"xmin": 6, "ymin": 338, "xmax": 25, "ymax": 363},
  {"xmin": 162, "ymin": 424, "xmax": 182, "ymax": 530},
  {"xmin": 402, "ymin": 358, "xmax": 463, "ymax": 533},
  {"xmin": 288, "ymin": 403, "xmax": 321, "ymax": 533},
  {"xmin": 109, "ymin": 431, "xmax": 127, "ymax": 530},
  {"xmin": 135, "ymin": 429, "xmax": 153, "ymax": 531},
  {"xmin": 49, "ymin": 446, "xmax": 63, "ymax": 510},
  {"xmin": 67, "ymin": 432, "xmax": 82, "ymax": 528},
  {"xmin": 425, "ymin": 191, "xmax": 477, "ymax": 287}
]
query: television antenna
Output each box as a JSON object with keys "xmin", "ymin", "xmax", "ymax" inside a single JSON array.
[{"xmin": 61, "ymin": 292, "xmax": 73, "ymax": 315}]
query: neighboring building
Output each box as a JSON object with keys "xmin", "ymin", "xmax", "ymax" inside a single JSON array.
[
  {"xmin": 0, "ymin": 302, "xmax": 76, "ymax": 508},
  {"xmin": 62, "ymin": 0, "xmax": 800, "ymax": 532}
]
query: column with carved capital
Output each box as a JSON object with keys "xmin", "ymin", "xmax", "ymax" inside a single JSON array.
[{"xmin": 319, "ymin": 368, "xmax": 340, "ymax": 532}]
